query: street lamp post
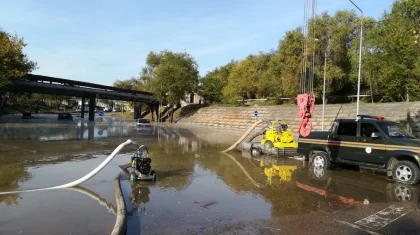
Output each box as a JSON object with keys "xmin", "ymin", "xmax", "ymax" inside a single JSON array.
[
  {"xmin": 322, "ymin": 50, "xmax": 327, "ymax": 130},
  {"xmin": 349, "ymin": 0, "xmax": 363, "ymax": 117}
]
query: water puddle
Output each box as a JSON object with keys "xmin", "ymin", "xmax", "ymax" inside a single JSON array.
[{"xmin": 1, "ymin": 118, "xmax": 419, "ymax": 234}]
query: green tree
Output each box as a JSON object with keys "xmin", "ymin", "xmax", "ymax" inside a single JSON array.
[
  {"xmin": 223, "ymin": 52, "xmax": 276, "ymax": 103},
  {"xmin": 254, "ymin": 52, "xmax": 278, "ymax": 98},
  {"xmin": 272, "ymin": 28, "xmax": 304, "ymax": 99},
  {"xmin": 113, "ymin": 76, "xmax": 147, "ymax": 114},
  {"xmin": 257, "ymin": 69, "xmax": 280, "ymax": 99},
  {"xmin": 199, "ymin": 61, "xmax": 236, "ymax": 103},
  {"xmin": 223, "ymin": 55, "xmax": 259, "ymax": 103},
  {"xmin": 145, "ymin": 50, "xmax": 199, "ymax": 122},
  {"xmin": 113, "ymin": 77, "xmax": 144, "ymax": 90},
  {"xmin": 0, "ymin": 29, "xmax": 38, "ymax": 114},
  {"xmin": 362, "ymin": 0, "xmax": 420, "ymax": 101},
  {"xmin": 0, "ymin": 29, "xmax": 37, "ymax": 88},
  {"xmin": 298, "ymin": 10, "xmax": 376, "ymax": 103},
  {"xmin": 307, "ymin": 11, "xmax": 357, "ymax": 102},
  {"xmin": 138, "ymin": 52, "xmax": 162, "ymax": 90}
]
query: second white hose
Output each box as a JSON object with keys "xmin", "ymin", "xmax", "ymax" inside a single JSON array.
[{"xmin": 221, "ymin": 120, "xmax": 263, "ymax": 153}]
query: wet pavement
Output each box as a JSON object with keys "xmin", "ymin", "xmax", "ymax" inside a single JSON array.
[{"xmin": 1, "ymin": 114, "xmax": 420, "ymax": 234}]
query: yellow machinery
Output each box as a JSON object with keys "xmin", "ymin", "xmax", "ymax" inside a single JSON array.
[
  {"xmin": 260, "ymin": 160, "xmax": 297, "ymax": 185},
  {"xmin": 261, "ymin": 120, "xmax": 298, "ymax": 149}
]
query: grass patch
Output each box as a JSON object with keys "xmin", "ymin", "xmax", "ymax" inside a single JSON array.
[
  {"xmin": 211, "ymin": 103, "xmax": 238, "ymax": 107},
  {"xmin": 107, "ymin": 112, "xmax": 134, "ymax": 119},
  {"xmin": 173, "ymin": 104, "xmax": 203, "ymax": 122},
  {"xmin": 210, "ymin": 100, "xmax": 296, "ymax": 107}
]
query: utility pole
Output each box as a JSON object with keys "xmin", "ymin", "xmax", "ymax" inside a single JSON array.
[
  {"xmin": 322, "ymin": 51, "xmax": 327, "ymax": 130},
  {"xmin": 349, "ymin": 0, "xmax": 363, "ymax": 117}
]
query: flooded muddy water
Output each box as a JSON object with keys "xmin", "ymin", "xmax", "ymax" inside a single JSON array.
[{"xmin": 1, "ymin": 115, "xmax": 420, "ymax": 234}]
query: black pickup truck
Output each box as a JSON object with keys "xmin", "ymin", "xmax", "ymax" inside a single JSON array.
[{"xmin": 297, "ymin": 115, "xmax": 420, "ymax": 184}]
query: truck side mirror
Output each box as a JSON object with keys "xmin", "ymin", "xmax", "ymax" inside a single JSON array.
[{"xmin": 371, "ymin": 132, "xmax": 382, "ymax": 139}]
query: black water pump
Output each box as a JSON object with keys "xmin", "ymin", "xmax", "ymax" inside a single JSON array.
[{"xmin": 130, "ymin": 145, "xmax": 156, "ymax": 181}]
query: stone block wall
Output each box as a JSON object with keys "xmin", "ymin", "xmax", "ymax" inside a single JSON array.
[{"xmin": 178, "ymin": 101, "xmax": 420, "ymax": 137}]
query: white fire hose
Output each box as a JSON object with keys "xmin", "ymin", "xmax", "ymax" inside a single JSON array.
[{"xmin": 0, "ymin": 139, "xmax": 133, "ymax": 195}]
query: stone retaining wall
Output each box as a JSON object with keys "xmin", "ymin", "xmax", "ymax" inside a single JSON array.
[{"xmin": 178, "ymin": 102, "xmax": 420, "ymax": 137}]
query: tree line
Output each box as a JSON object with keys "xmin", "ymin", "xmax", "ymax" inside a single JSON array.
[
  {"xmin": 200, "ymin": 0, "xmax": 419, "ymax": 104},
  {"xmin": 115, "ymin": 0, "xmax": 418, "ymax": 106},
  {"xmin": 1, "ymin": 0, "xmax": 419, "ymax": 116}
]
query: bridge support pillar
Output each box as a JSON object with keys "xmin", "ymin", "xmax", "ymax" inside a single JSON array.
[
  {"xmin": 78, "ymin": 122, "xmax": 85, "ymax": 140},
  {"xmin": 89, "ymin": 97, "xmax": 96, "ymax": 121},
  {"xmin": 88, "ymin": 124, "xmax": 94, "ymax": 140},
  {"xmin": 149, "ymin": 104, "xmax": 155, "ymax": 121},
  {"xmin": 134, "ymin": 103, "xmax": 141, "ymax": 119},
  {"xmin": 81, "ymin": 97, "xmax": 85, "ymax": 118},
  {"xmin": 155, "ymin": 103, "xmax": 159, "ymax": 122}
]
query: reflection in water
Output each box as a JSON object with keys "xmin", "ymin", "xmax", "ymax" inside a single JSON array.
[
  {"xmin": 150, "ymin": 135, "xmax": 196, "ymax": 191},
  {"xmin": 296, "ymin": 165, "xmax": 420, "ymax": 213},
  {"xmin": 2, "ymin": 118, "xmax": 420, "ymax": 234},
  {"xmin": 0, "ymin": 149, "xmax": 98, "ymax": 203},
  {"xmin": 222, "ymin": 152, "xmax": 265, "ymax": 188},
  {"xmin": 0, "ymin": 122, "xmax": 203, "ymax": 205},
  {"xmin": 0, "ymin": 163, "xmax": 32, "ymax": 206},
  {"xmin": 0, "ymin": 119, "xmax": 141, "ymax": 141},
  {"xmin": 195, "ymin": 152, "xmax": 308, "ymax": 218},
  {"xmin": 197, "ymin": 151, "xmax": 420, "ymax": 218},
  {"xmin": 130, "ymin": 183, "xmax": 151, "ymax": 214},
  {"xmin": 260, "ymin": 161, "xmax": 298, "ymax": 186},
  {"xmin": 66, "ymin": 186, "xmax": 116, "ymax": 215}
]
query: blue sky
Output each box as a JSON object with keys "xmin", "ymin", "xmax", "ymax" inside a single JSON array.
[{"xmin": 0, "ymin": 0, "xmax": 395, "ymax": 86}]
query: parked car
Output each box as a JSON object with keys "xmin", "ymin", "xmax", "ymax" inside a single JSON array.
[
  {"xmin": 94, "ymin": 106, "xmax": 104, "ymax": 112},
  {"xmin": 76, "ymin": 106, "xmax": 88, "ymax": 113},
  {"xmin": 104, "ymin": 107, "xmax": 111, "ymax": 112},
  {"xmin": 135, "ymin": 119, "xmax": 151, "ymax": 127},
  {"xmin": 22, "ymin": 112, "xmax": 34, "ymax": 119},
  {"xmin": 113, "ymin": 107, "xmax": 121, "ymax": 112},
  {"xmin": 57, "ymin": 113, "xmax": 73, "ymax": 120},
  {"xmin": 298, "ymin": 114, "xmax": 420, "ymax": 184}
]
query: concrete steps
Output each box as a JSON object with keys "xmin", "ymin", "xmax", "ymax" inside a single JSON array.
[{"xmin": 178, "ymin": 101, "xmax": 420, "ymax": 137}]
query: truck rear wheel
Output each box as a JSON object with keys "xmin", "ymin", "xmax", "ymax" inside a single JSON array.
[
  {"xmin": 311, "ymin": 152, "xmax": 330, "ymax": 169},
  {"xmin": 392, "ymin": 161, "xmax": 420, "ymax": 185}
]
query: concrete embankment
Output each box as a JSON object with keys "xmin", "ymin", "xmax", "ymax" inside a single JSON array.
[{"xmin": 177, "ymin": 102, "xmax": 420, "ymax": 137}]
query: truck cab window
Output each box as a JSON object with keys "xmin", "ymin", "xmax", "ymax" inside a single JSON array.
[
  {"xmin": 361, "ymin": 123, "xmax": 379, "ymax": 137},
  {"xmin": 336, "ymin": 122, "xmax": 357, "ymax": 136}
]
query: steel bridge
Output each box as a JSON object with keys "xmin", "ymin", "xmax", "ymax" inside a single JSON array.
[{"xmin": 10, "ymin": 74, "xmax": 158, "ymax": 121}]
